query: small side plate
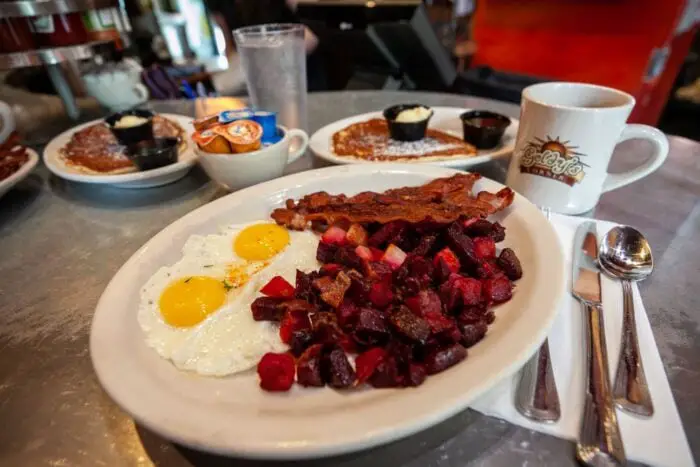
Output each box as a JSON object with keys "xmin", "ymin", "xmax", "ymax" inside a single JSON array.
[
  {"xmin": 310, "ymin": 106, "xmax": 519, "ymax": 168},
  {"xmin": 43, "ymin": 113, "xmax": 196, "ymax": 189}
]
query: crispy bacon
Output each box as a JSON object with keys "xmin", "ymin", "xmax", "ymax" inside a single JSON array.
[{"xmin": 271, "ymin": 174, "xmax": 514, "ymax": 229}]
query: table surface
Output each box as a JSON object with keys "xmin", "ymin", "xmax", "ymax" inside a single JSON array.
[{"xmin": 1, "ymin": 91, "xmax": 698, "ymax": 467}]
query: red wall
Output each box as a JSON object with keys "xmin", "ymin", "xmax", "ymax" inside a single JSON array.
[{"xmin": 471, "ymin": 0, "xmax": 692, "ymax": 124}]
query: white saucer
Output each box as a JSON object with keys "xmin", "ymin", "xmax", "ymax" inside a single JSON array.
[
  {"xmin": 310, "ymin": 107, "xmax": 519, "ymax": 168},
  {"xmin": 43, "ymin": 113, "xmax": 196, "ymax": 189}
]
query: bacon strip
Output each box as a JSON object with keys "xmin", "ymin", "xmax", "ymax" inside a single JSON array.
[{"xmin": 271, "ymin": 174, "xmax": 514, "ymax": 229}]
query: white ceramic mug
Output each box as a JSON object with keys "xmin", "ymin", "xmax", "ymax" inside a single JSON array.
[
  {"xmin": 506, "ymin": 82, "xmax": 669, "ymax": 214},
  {"xmin": 0, "ymin": 100, "xmax": 16, "ymax": 145},
  {"xmin": 197, "ymin": 126, "xmax": 309, "ymax": 191},
  {"xmin": 83, "ymin": 70, "xmax": 149, "ymax": 112}
]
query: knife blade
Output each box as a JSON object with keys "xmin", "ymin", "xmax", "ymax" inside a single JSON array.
[{"xmin": 571, "ymin": 221, "xmax": 626, "ymax": 466}]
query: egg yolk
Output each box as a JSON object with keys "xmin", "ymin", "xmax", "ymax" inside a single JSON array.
[
  {"xmin": 234, "ymin": 223, "xmax": 290, "ymax": 261},
  {"xmin": 159, "ymin": 276, "xmax": 227, "ymax": 327}
]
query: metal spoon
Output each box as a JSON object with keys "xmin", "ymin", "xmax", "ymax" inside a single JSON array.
[{"xmin": 598, "ymin": 226, "xmax": 654, "ymax": 417}]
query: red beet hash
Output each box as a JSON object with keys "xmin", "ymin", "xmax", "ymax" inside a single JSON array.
[{"xmin": 251, "ymin": 217, "xmax": 522, "ymax": 392}]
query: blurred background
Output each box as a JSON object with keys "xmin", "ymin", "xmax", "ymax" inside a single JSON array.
[{"xmin": 0, "ymin": 0, "xmax": 698, "ymax": 140}]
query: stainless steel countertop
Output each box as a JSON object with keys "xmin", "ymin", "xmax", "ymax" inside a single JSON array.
[{"xmin": 1, "ymin": 91, "xmax": 698, "ymax": 466}]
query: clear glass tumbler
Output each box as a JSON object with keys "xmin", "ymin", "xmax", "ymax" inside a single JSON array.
[{"xmin": 233, "ymin": 23, "xmax": 308, "ymax": 131}]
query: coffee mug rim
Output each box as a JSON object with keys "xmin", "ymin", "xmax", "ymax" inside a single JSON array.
[
  {"xmin": 197, "ymin": 125, "xmax": 296, "ymax": 159},
  {"xmin": 523, "ymin": 82, "xmax": 635, "ymax": 112}
]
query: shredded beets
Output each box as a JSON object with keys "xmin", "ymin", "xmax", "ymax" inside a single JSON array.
[
  {"xmin": 440, "ymin": 274, "xmax": 482, "ymax": 313},
  {"xmin": 354, "ymin": 307, "xmax": 390, "ymax": 345},
  {"xmin": 389, "ymin": 306, "xmax": 431, "ymax": 344},
  {"xmin": 460, "ymin": 322, "xmax": 488, "ymax": 348},
  {"xmin": 404, "ymin": 289, "xmax": 442, "ymax": 318},
  {"xmin": 289, "ymin": 328, "xmax": 315, "ymax": 356},
  {"xmin": 368, "ymin": 221, "xmax": 408, "ymax": 248},
  {"xmin": 321, "ymin": 345, "xmax": 356, "ymax": 388},
  {"xmin": 483, "ymin": 276, "xmax": 513, "ymax": 304},
  {"xmin": 346, "ymin": 270, "xmax": 372, "ymax": 304},
  {"xmin": 336, "ymin": 299, "xmax": 360, "ymax": 330},
  {"xmin": 295, "ymin": 270, "xmax": 320, "ymax": 303},
  {"xmin": 335, "ymin": 246, "xmax": 365, "ymax": 270},
  {"xmin": 464, "ymin": 220, "xmax": 506, "ymax": 242},
  {"xmin": 252, "ymin": 212, "xmax": 521, "ymax": 391},
  {"xmin": 490, "ymin": 223, "xmax": 506, "ymax": 242},
  {"xmin": 320, "ymin": 263, "xmax": 344, "ymax": 278},
  {"xmin": 251, "ymin": 297, "xmax": 286, "ymax": 321},
  {"xmin": 497, "ymin": 248, "xmax": 523, "ymax": 280},
  {"xmin": 475, "ymin": 260, "xmax": 501, "ymax": 279},
  {"xmin": 369, "ymin": 281, "xmax": 394, "ymax": 309},
  {"xmin": 463, "ymin": 219, "xmax": 495, "ymax": 237},
  {"xmin": 423, "ymin": 344, "xmax": 467, "ymax": 375},
  {"xmin": 445, "ymin": 222, "xmax": 480, "ymax": 271},
  {"xmin": 365, "ymin": 260, "xmax": 393, "ymax": 282},
  {"xmin": 434, "ymin": 257, "xmax": 455, "ymax": 284},
  {"xmin": 296, "ymin": 344, "xmax": 324, "ymax": 387},
  {"xmin": 310, "ymin": 311, "xmax": 344, "ymax": 344},
  {"xmin": 395, "ymin": 255, "xmax": 434, "ymax": 289},
  {"xmin": 316, "ymin": 242, "xmax": 339, "ymax": 264},
  {"xmin": 412, "ymin": 233, "xmax": 438, "ymax": 256},
  {"xmin": 406, "ymin": 363, "xmax": 427, "ymax": 387},
  {"xmin": 369, "ymin": 355, "xmax": 401, "ymax": 388}
]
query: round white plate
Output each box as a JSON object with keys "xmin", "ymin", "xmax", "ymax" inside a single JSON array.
[
  {"xmin": 310, "ymin": 107, "xmax": 519, "ymax": 168},
  {"xmin": 0, "ymin": 148, "xmax": 38, "ymax": 198},
  {"xmin": 43, "ymin": 113, "xmax": 196, "ymax": 189},
  {"xmin": 90, "ymin": 164, "xmax": 565, "ymax": 460}
]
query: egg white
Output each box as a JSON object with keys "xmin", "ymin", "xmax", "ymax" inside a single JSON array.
[{"xmin": 137, "ymin": 222, "xmax": 320, "ymax": 376}]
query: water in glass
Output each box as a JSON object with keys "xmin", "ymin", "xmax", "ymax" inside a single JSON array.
[{"xmin": 235, "ymin": 24, "xmax": 308, "ymax": 131}]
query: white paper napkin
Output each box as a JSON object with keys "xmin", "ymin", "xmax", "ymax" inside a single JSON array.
[{"xmin": 470, "ymin": 214, "xmax": 694, "ymax": 467}]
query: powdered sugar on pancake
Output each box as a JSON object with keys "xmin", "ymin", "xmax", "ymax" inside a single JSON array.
[
  {"xmin": 331, "ymin": 118, "xmax": 476, "ymax": 161},
  {"xmin": 360, "ymin": 135, "xmax": 463, "ymax": 157}
]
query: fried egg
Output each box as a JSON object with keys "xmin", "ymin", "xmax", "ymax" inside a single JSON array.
[{"xmin": 137, "ymin": 221, "xmax": 319, "ymax": 376}]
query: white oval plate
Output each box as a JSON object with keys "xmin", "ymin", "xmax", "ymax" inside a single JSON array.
[
  {"xmin": 310, "ymin": 107, "xmax": 519, "ymax": 168},
  {"xmin": 0, "ymin": 148, "xmax": 39, "ymax": 198},
  {"xmin": 43, "ymin": 113, "xmax": 196, "ymax": 189},
  {"xmin": 90, "ymin": 164, "xmax": 565, "ymax": 460}
]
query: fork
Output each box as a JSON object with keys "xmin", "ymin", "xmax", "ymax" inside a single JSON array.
[{"xmin": 514, "ymin": 207, "xmax": 561, "ymax": 422}]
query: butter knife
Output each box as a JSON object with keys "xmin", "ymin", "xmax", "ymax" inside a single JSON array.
[{"xmin": 571, "ymin": 222, "xmax": 626, "ymax": 466}]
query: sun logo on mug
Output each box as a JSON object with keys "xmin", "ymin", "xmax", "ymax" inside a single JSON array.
[{"xmin": 519, "ymin": 136, "xmax": 588, "ymax": 186}]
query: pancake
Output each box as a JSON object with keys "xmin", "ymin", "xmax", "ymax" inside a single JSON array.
[
  {"xmin": 60, "ymin": 115, "xmax": 186, "ymax": 174},
  {"xmin": 332, "ymin": 118, "xmax": 476, "ymax": 161}
]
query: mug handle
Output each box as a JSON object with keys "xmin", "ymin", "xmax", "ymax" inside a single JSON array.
[
  {"xmin": 286, "ymin": 129, "xmax": 309, "ymax": 164},
  {"xmin": 132, "ymin": 83, "xmax": 150, "ymax": 103},
  {"xmin": 0, "ymin": 101, "xmax": 15, "ymax": 144},
  {"xmin": 602, "ymin": 124, "xmax": 669, "ymax": 193}
]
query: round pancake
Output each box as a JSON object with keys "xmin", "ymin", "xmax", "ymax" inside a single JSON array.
[{"xmin": 60, "ymin": 115, "xmax": 187, "ymax": 174}]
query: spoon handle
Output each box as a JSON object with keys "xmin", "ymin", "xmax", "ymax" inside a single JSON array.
[{"xmin": 613, "ymin": 280, "xmax": 654, "ymax": 417}]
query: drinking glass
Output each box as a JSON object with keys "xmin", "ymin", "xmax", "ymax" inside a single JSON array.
[{"xmin": 233, "ymin": 24, "xmax": 308, "ymax": 131}]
